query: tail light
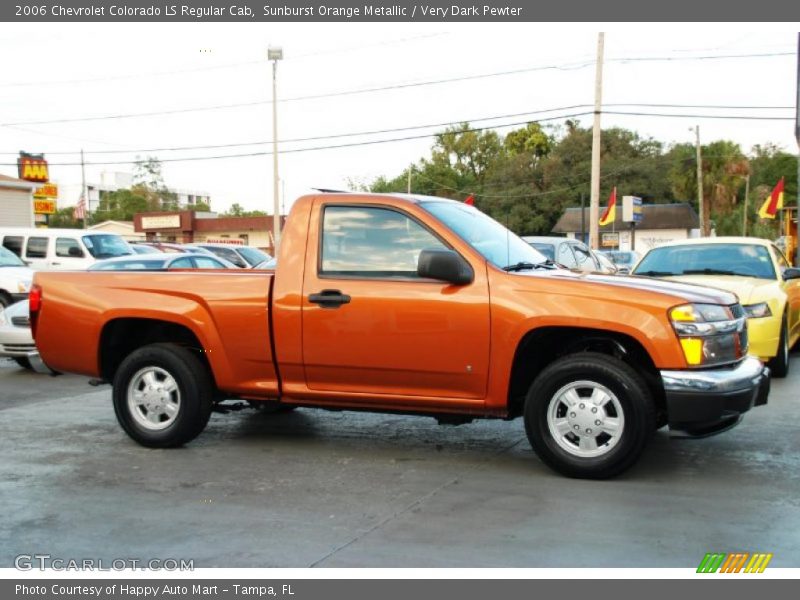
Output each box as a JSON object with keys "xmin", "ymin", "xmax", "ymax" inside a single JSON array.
[{"xmin": 29, "ymin": 283, "xmax": 42, "ymax": 338}]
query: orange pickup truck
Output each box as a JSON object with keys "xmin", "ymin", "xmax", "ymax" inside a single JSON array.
[{"xmin": 30, "ymin": 193, "xmax": 770, "ymax": 478}]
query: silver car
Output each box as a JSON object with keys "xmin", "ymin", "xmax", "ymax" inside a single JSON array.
[{"xmin": 0, "ymin": 300, "xmax": 37, "ymax": 370}]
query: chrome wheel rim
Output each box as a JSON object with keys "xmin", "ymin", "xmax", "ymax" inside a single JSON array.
[
  {"xmin": 546, "ymin": 380, "xmax": 625, "ymax": 458},
  {"xmin": 127, "ymin": 366, "xmax": 181, "ymax": 431}
]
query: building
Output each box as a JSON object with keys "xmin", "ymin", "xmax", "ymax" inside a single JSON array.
[
  {"xmin": 87, "ymin": 220, "xmax": 140, "ymax": 242},
  {"xmin": 552, "ymin": 202, "xmax": 700, "ymax": 252},
  {"xmin": 62, "ymin": 171, "xmax": 212, "ymax": 215},
  {"xmin": 0, "ymin": 174, "xmax": 38, "ymax": 227},
  {"xmin": 133, "ymin": 210, "xmax": 285, "ymax": 254}
]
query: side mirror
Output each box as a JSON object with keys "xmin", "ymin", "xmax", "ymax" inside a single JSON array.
[
  {"xmin": 417, "ymin": 249, "xmax": 473, "ymax": 285},
  {"xmin": 783, "ymin": 267, "xmax": 800, "ymax": 280}
]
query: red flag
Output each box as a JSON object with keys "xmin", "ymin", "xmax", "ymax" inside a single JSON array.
[
  {"xmin": 464, "ymin": 194, "xmax": 475, "ymax": 206},
  {"xmin": 73, "ymin": 195, "xmax": 87, "ymax": 220},
  {"xmin": 758, "ymin": 178, "xmax": 784, "ymax": 219},
  {"xmin": 599, "ymin": 187, "xmax": 617, "ymax": 226}
]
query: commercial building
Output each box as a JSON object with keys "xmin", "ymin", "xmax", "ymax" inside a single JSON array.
[
  {"xmin": 0, "ymin": 173, "xmax": 38, "ymax": 227},
  {"xmin": 133, "ymin": 210, "xmax": 285, "ymax": 254},
  {"xmin": 552, "ymin": 202, "xmax": 700, "ymax": 252}
]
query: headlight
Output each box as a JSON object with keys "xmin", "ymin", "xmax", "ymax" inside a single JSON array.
[
  {"xmin": 743, "ymin": 302, "xmax": 772, "ymax": 319},
  {"xmin": 17, "ymin": 280, "xmax": 31, "ymax": 293},
  {"xmin": 669, "ymin": 303, "xmax": 747, "ymax": 367}
]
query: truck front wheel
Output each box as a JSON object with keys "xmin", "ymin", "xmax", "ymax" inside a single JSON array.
[
  {"xmin": 112, "ymin": 343, "xmax": 213, "ymax": 448},
  {"xmin": 524, "ymin": 352, "xmax": 655, "ymax": 479}
]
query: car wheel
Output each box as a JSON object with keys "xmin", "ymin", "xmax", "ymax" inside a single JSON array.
[
  {"xmin": 13, "ymin": 357, "xmax": 33, "ymax": 370},
  {"xmin": 112, "ymin": 343, "xmax": 213, "ymax": 447},
  {"xmin": 524, "ymin": 352, "xmax": 655, "ymax": 479},
  {"xmin": 767, "ymin": 313, "xmax": 790, "ymax": 378},
  {"xmin": 0, "ymin": 291, "xmax": 12, "ymax": 308}
]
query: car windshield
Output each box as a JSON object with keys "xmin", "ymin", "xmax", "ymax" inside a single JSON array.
[
  {"xmin": 82, "ymin": 235, "xmax": 134, "ymax": 259},
  {"xmin": 237, "ymin": 246, "xmax": 270, "ymax": 266},
  {"xmin": 633, "ymin": 243, "xmax": 776, "ymax": 280},
  {"xmin": 0, "ymin": 246, "xmax": 26, "ymax": 267},
  {"xmin": 420, "ymin": 201, "xmax": 547, "ymax": 268},
  {"xmin": 531, "ymin": 243, "xmax": 556, "ymax": 261},
  {"xmin": 90, "ymin": 259, "xmax": 167, "ymax": 271},
  {"xmin": 605, "ymin": 251, "xmax": 636, "ymax": 265}
]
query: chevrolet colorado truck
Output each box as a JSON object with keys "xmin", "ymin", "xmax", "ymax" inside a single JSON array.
[{"xmin": 30, "ymin": 194, "xmax": 770, "ymax": 479}]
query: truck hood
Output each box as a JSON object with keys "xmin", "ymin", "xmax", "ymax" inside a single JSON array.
[
  {"xmin": 528, "ymin": 269, "xmax": 739, "ymax": 306},
  {"xmin": 656, "ymin": 274, "xmax": 779, "ymax": 306}
]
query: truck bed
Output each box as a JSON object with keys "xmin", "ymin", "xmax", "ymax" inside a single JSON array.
[{"xmin": 34, "ymin": 270, "xmax": 278, "ymax": 397}]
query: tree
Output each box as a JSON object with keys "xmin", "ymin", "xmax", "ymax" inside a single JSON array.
[
  {"xmin": 131, "ymin": 156, "xmax": 178, "ymax": 211},
  {"xmin": 47, "ymin": 207, "xmax": 82, "ymax": 229},
  {"xmin": 222, "ymin": 202, "xmax": 267, "ymax": 217},
  {"xmin": 95, "ymin": 188, "xmax": 149, "ymax": 221}
]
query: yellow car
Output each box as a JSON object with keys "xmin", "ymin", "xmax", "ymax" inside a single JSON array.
[{"xmin": 632, "ymin": 237, "xmax": 800, "ymax": 377}]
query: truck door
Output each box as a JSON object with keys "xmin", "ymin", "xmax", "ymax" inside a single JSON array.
[{"xmin": 301, "ymin": 201, "xmax": 491, "ymax": 401}]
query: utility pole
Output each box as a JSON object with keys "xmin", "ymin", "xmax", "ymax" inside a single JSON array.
[
  {"xmin": 80, "ymin": 149, "xmax": 88, "ymax": 229},
  {"xmin": 742, "ymin": 173, "xmax": 750, "ymax": 236},
  {"xmin": 694, "ymin": 125, "xmax": 705, "ymax": 236},
  {"xmin": 407, "ymin": 167, "xmax": 412, "ymax": 194},
  {"xmin": 268, "ymin": 46, "xmax": 283, "ymax": 252},
  {"xmin": 795, "ymin": 32, "xmax": 800, "ymax": 265},
  {"xmin": 589, "ymin": 32, "xmax": 605, "ymax": 250}
]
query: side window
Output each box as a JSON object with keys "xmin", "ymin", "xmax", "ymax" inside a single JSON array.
[
  {"xmin": 572, "ymin": 244, "xmax": 596, "ymax": 271},
  {"xmin": 3, "ymin": 236, "xmax": 23, "ymax": 257},
  {"xmin": 170, "ymin": 257, "xmax": 194, "ymax": 269},
  {"xmin": 321, "ymin": 206, "xmax": 447, "ymax": 278},
  {"xmin": 193, "ymin": 257, "xmax": 226, "ymax": 269},
  {"xmin": 557, "ymin": 242, "xmax": 577, "ymax": 268},
  {"xmin": 26, "ymin": 237, "xmax": 48, "ymax": 259},
  {"xmin": 56, "ymin": 237, "xmax": 84, "ymax": 258}
]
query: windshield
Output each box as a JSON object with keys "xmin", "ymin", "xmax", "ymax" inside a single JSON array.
[
  {"xmin": 82, "ymin": 235, "xmax": 134, "ymax": 259},
  {"xmin": 420, "ymin": 201, "xmax": 547, "ymax": 268},
  {"xmin": 0, "ymin": 246, "xmax": 26, "ymax": 267},
  {"xmin": 237, "ymin": 246, "xmax": 270, "ymax": 267},
  {"xmin": 633, "ymin": 243, "xmax": 776, "ymax": 280}
]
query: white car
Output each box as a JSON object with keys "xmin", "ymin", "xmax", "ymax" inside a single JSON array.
[
  {"xmin": 0, "ymin": 246, "xmax": 33, "ymax": 308},
  {"xmin": 0, "ymin": 300, "xmax": 38, "ymax": 370}
]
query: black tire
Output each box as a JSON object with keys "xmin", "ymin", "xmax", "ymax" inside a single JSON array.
[
  {"xmin": 524, "ymin": 352, "xmax": 656, "ymax": 479},
  {"xmin": 767, "ymin": 312, "xmax": 790, "ymax": 378},
  {"xmin": 13, "ymin": 357, "xmax": 33, "ymax": 370},
  {"xmin": 0, "ymin": 292, "xmax": 12, "ymax": 309},
  {"xmin": 112, "ymin": 343, "xmax": 213, "ymax": 448}
]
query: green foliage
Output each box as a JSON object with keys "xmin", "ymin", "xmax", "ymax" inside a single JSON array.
[
  {"xmin": 362, "ymin": 121, "xmax": 798, "ymax": 239},
  {"xmin": 223, "ymin": 202, "xmax": 267, "ymax": 217},
  {"xmin": 47, "ymin": 207, "xmax": 83, "ymax": 229}
]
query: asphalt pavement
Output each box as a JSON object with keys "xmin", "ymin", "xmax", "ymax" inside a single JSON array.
[{"xmin": 1, "ymin": 354, "xmax": 798, "ymax": 568}]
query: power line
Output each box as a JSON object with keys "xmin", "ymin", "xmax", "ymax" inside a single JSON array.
[
  {"xmin": 0, "ymin": 103, "xmax": 793, "ymax": 156},
  {"xmin": 1, "ymin": 51, "xmax": 793, "ymax": 127},
  {"xmin": 0, "ymin": 108, "xmax": 795, "ymax": 168}
]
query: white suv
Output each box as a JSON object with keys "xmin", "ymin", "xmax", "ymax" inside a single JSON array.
[{"xmin": 0, "ymin": 246, "xmax": 33, "ymax": 308}]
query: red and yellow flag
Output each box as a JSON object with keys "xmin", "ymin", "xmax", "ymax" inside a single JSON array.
[
  {"xmin": 758, "ymin": 178, "xmax": 784, "ymax": 219},
  {"xmin": 599, "ymin": 187, "xmax": 617, "ymax": 226}
]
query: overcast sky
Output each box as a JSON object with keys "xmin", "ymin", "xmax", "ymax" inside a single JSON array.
[{"xmin": 0, "ymin": 23, "xmax": 797, "ymax": 215}]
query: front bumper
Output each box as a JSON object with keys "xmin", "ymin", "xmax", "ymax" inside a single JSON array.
[{"xmin": 661, "ymin": 357, "xmax": 770, "ymax": 437}]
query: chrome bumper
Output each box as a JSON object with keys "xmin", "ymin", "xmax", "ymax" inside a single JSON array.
[
  {"xmin": 26, "ymin": 351, "xmax": 57, "ymax": 375},
  {"xmin": 661, "ymin": 356, "xmax": 767, "ymax": 394},
  {"xmin": 661, "ymin": 357, "xmax": 769, "ymax": 436}
]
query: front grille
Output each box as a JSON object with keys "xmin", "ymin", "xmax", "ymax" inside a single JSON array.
[
  {"xmin": 11, "ymin": 316, "xmax": 30, "ymax": 327},
  {"xmin": 0, "ymin": 344, "xmax": 35, "ymax": 353}
]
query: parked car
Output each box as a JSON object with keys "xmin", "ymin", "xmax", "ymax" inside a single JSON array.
[
  {"xmin": 254, "ymin": 258, "xmax": 277, "ymax": 269},
  {"xmin": 632, "ymin": 237, "xmax": 800, "ymax": 377},
  {"xmin": 0, "ymin": 228, "xmax": 134, "ymax": 270},
  {"xmin": 186, "ymin": 243, "xmax": 271, "ymax": 269},
  {"xmin": 522, "ymin": 236, "xmax": 602, "ymax": 273},
  {"xmin": 89, "ymin": 254, "xmax": 236, "ymax": 271},
  {"xmin": 32, "ymin": 193, "xmax": 769, "ymax": 479},
  {"xmin": 592, "ymin": 250, "xmax": 618, "ymax": 274},
  {"xmin": 0, "ymin": 246, "xmax": 33, "ymax": 308},
  {"xmin": 601, "ymin": 250, "xmax": 641, "ymax": 274},
  {"xmin": 130, "ymin": 243, "xmax": 162, "ymax": 255},
  {"xmin": 0, "ymin": 300, "xmax": 36, "ymax": 370}
]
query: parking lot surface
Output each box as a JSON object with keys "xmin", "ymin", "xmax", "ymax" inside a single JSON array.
[{"xmin": 1, "ymin": 354, "xmax": 798, "ymax": 568}]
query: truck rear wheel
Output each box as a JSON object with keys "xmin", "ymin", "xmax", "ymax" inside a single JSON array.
[
  {"xmin": 524, "ymin": 352, "xmax": 655, "ymax": 479},
  {"xmin": 112, "ymin": 343, "xmax": 213, "ymax": 448}
]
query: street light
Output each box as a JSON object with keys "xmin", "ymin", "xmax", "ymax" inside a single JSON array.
[{"xmin": 269, "ymin": 46, "xmax": 283, "ymax": 253}]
